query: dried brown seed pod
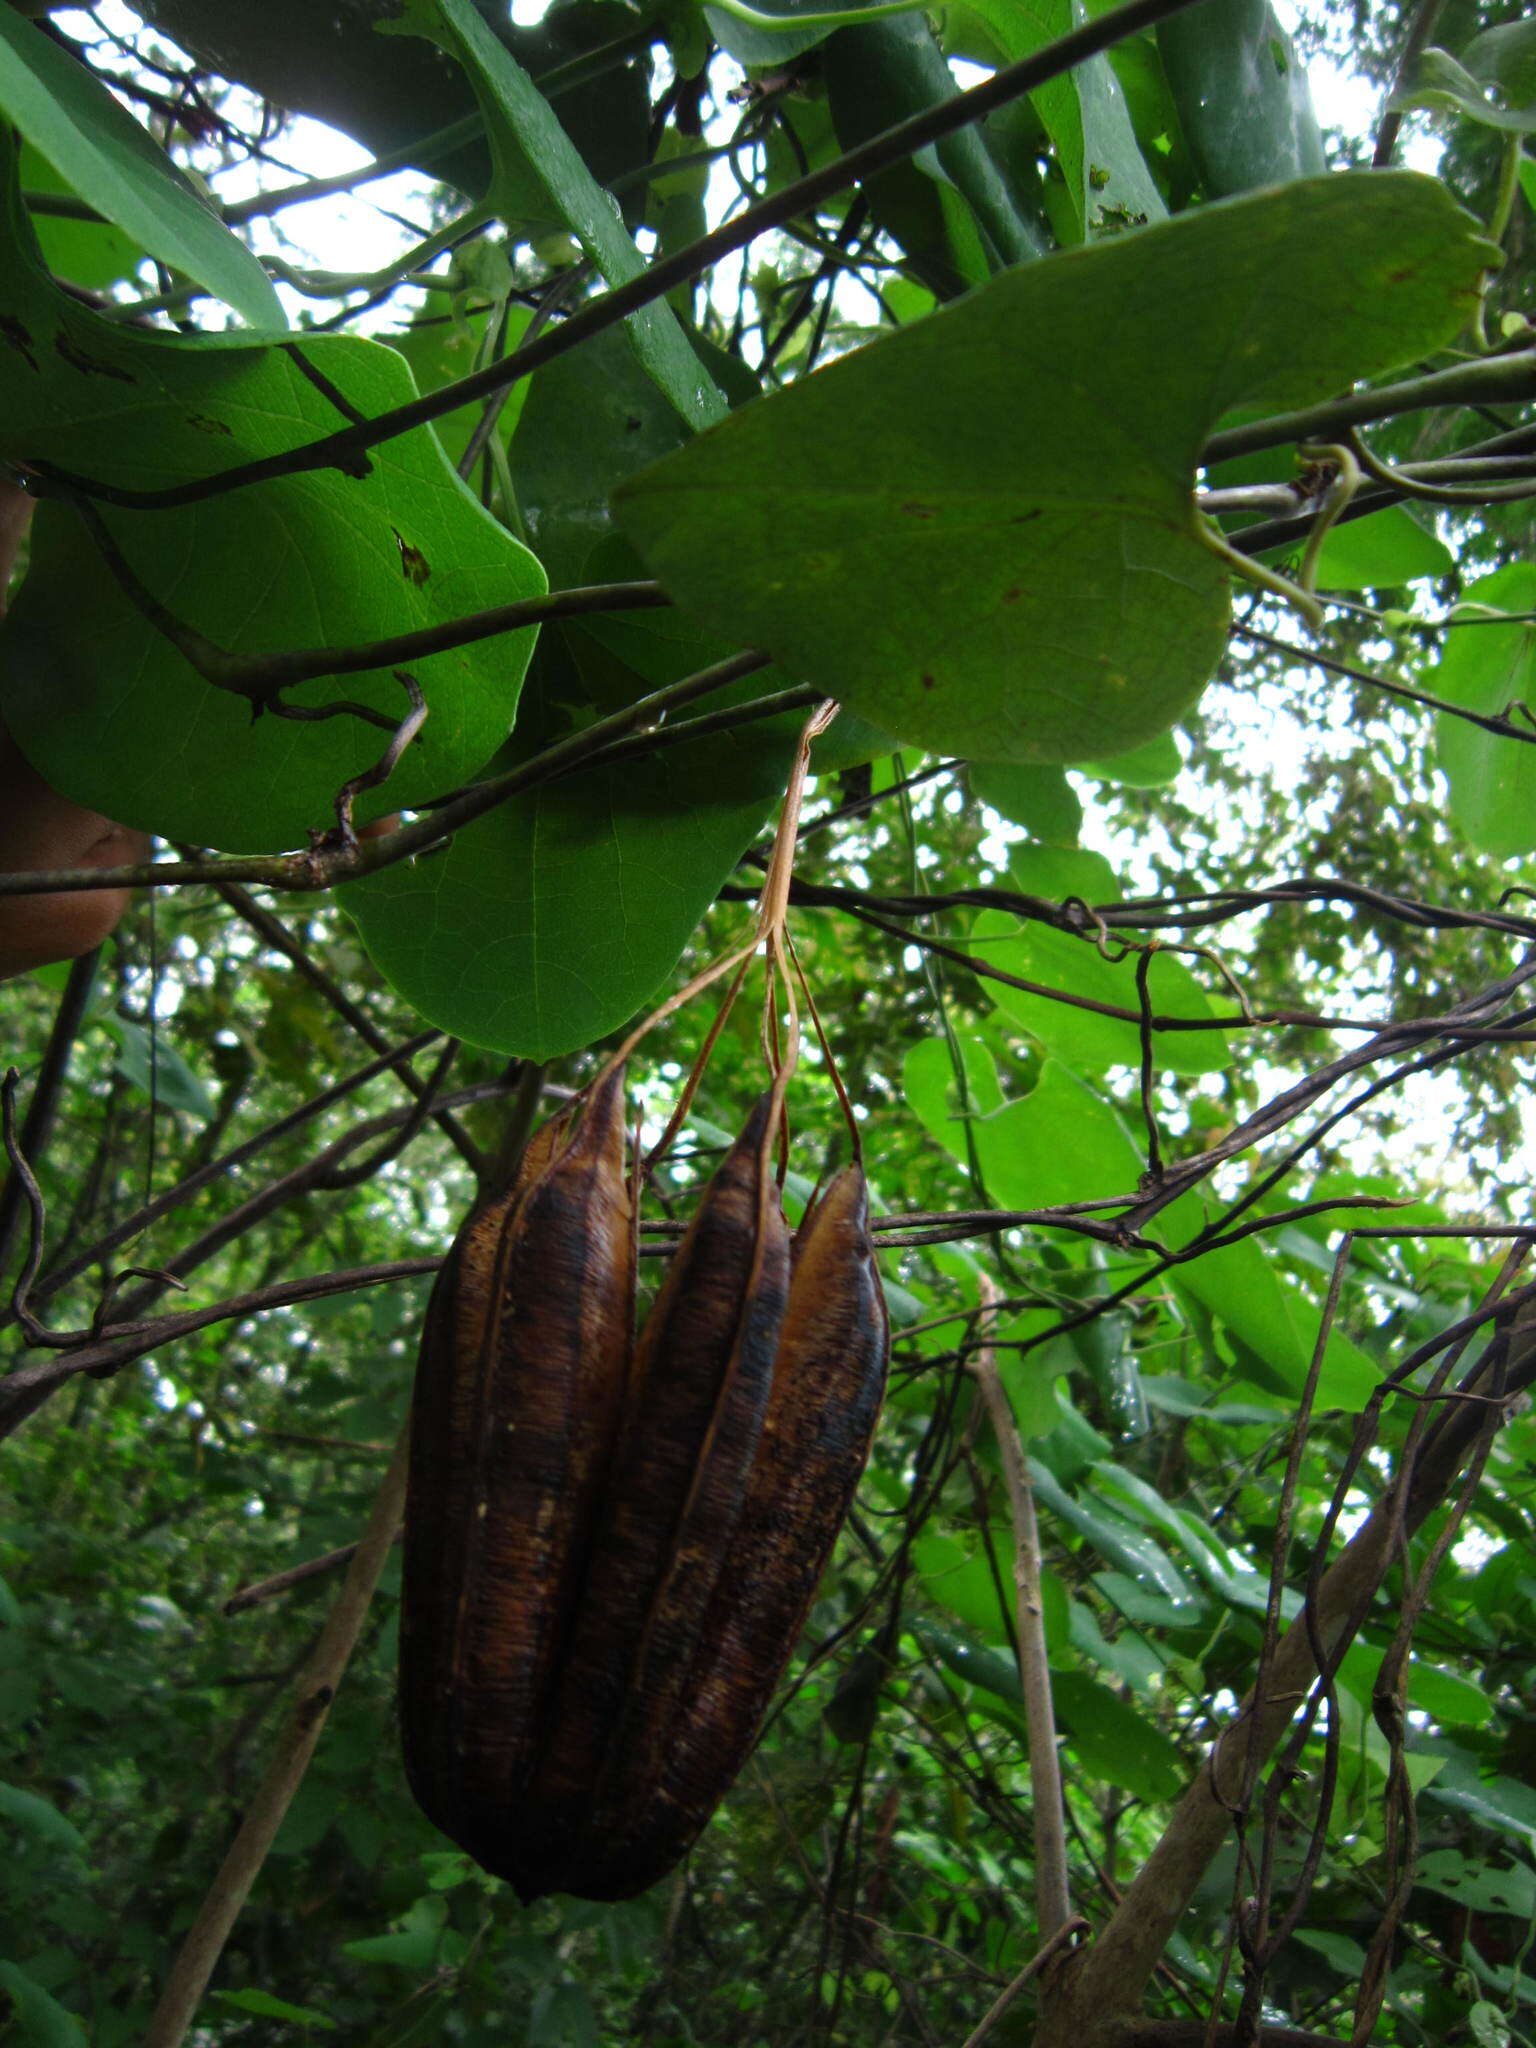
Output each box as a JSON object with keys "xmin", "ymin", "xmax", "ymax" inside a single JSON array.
[
  {"xmin": 398, "ymin": 1069, "xmax": 634, "ymax": 1888},
  {"xmin": 591, "ymin": 1161, "xmax": 888, "ymax": 1898},
  {"xmin": 526, "ymin": 1093, "xmax": 792, "ymax": 1899}
]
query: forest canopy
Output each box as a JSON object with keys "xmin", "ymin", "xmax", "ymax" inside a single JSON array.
[{"xmin": 4, "ymin": 1, "xmax": 1536, "ymax": 2045}]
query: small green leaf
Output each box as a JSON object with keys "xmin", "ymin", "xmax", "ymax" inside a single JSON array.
[
  {"xmin": 970, "ymin": 760, "xmax": 1083, "ymax": 841},
  {"xmin": 102, "ymin": 1018, "xmax": 216, "ymax": 1119},
  {"xmin": 1433, "ymin": 564, "xmax": 1536, "ymax": 857},
  {"xmin": 964, "ymin": 0, "xmax": 1165, "ymax": 244},
  {"xmin": 1078, "ymin": 731, "xmax": 1182, "ymax": 786},
  {"xmin": 211, "ymin": 1989, "xmax": 338, "ymax": 2028},
  {"xmin": 1051, "ymin": 1668, "xmax": 1186, "ymax": 1801},
  {"xmin": 1307, "ymin": 504, "xmax": 1454, "ymax": 590},
  {"xmin": 0, "ymin": 1780, "xmax": 88, "ymax": 1858},
  {"xmin": 1397, "ymin": 41, "xmax": 1536, "ymax": 134},
  {"xmin": 0, "ymin": 13, "xmax": 283, "ymax": 327}
]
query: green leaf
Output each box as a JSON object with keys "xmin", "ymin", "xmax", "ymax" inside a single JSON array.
[
  {"xmin": 1413, "ymin": 1848, "xmax": 1536, "ymax": 1919},
  {"xmin": 20, "ymin": 142, "xmax": 144, "ymax": 294},
  {"xmin": 1308, "ymin": 505, "xmax": 1454, "ymax": 590},
  {"xmin": 1028, "ymin": 1459, "xmax": 1202, "ymax": 1610},
  {"xmin": 965, "ymin": 0, "xmax": 1166, "ymax": 243},
  {"xmin": 342, "ymin": 725, "xmax": 793, "ymax": 1057},
  {"xmin": 0, "ymin": 1780, "xmax": 87, "ymax": 1857},
  {"xmin": 616, "ymin": 175, "xmax": 1491, "ymax": 763},
  {"xmin": 1397, "ymin": 43, "xmax": 1536, "ymax": 135},
  {"xmin": 904, "ymin": 1030, "xmax": 1145, "ymax": 1210},
  {"xmin": 1292, "ymin": 1928, "xmax": 1368, "ymax": 1977},
  {"xmin": 0, "ymin": 138, "xmax": 544, "ymax": 854},
  {"xmin": 823, "ymin": 17, "xmax": 1042, "ymax": 274},
  {"xmin": 902, "ymin": 1029, "xmax": 1006, "ymax": 1168},
  {"xmin": 0, "ymin": 12, "xmax": 284, "ymax": 328},
  {"xmin": 0, "ymin": 1963, "xmax": 88, "ymax": 2048},
  {"xmin": 913, "ymin": 1532, "xmax": 1015, "ymax": 1640},
  {"xmin": 970, "ymin": 760, "xmax": 1082, "ymax": 842},
  {"xmin": 1165, "ymin": 1195, "xmax": 1380, "ymax": 1411},
  {"xmin": 529, "ymin": 1978, "xmax": 599, "ymax": 2048},
  {"xmin": 918, "ymin": 1620, "xmax": 1025, "ymax": 1704},
  {"xmin": 1051, "ymin": 1668, "xmax": 1185, "ymax": 1801},
  {"xmin": 102, "ymin": 1018, "xmax": 215, "ymax": 1119},
  {"xmin": 511, "ymin": 326, "xmax": 698, "ymax": 588},
  {"xmin": 1078, "ymin": 730, "xmax": 1182, "ymax": 786},
  {"xmin": 211, "ymin": 1989, "xmax": 338, "ymax": 2028},
  {"xmin": 1433, "ymin": 564, "xmax": 1536, "ymax": 857},
  {"xmin": 385, "ymin": 0, "xmax": 724, "ymax": 430},
  {"xmin": 974, "ymin": 1060, "xmax": 1145, "ymax": 1211},
  {"xmin": 970, "ymin": 906, "xmax": 1229, "ymax": 1076},
  {"xmin": 1158, "ymin": 0, "xmax": 1327, "ymax": 196},
  {"xmin": 1466, "ymin": 20, "xmax": 1536, "ymax": 109},
  {"xmin": 705, "ymin": 0, "xmax": 903, "ymax": 68}
]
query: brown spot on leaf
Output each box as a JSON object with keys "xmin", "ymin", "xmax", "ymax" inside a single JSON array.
[
  {"xmin": 1002, "ymin": 586, "xmax": 1022, "ymax": 605},
  {"xmin": 900, "ymin": 501, "xmax": 937, "ymax": 519},
  {"xmin": 54, "ymin": 336, "xmax": 134, "ymax": 382},
  {"xmin": 920, "ymin": 673, "xmax": 936, "ymax": 691},
  {"xmin": 0, "ymin": 317, "xmax": 37, "ymax": 373},
  {"xmin": 394, "ymin": 530, "xmax": 431, "ymax": 584},
  {"xmin": 186, "ymin": 411, "xmax": 233, "ymax": 436},
  {"xmin": 1009, "ymin": 509, "xmax": 1042, "ymax": 526}
]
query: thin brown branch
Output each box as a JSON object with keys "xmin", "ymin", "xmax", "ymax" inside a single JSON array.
[
  {"xmin": 142, "ymin": 1426, "xmax": 410, "ymax": 2048},
  {"xmin": 22, "ymin": 0, "xmax": 1213, "ymax": 515},
  {"xmin": 966, "ymin": 1275, "xmax": 1071, "ymax": 1942}
]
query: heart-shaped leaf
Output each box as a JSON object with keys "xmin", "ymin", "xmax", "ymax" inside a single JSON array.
[{"xmin": 616, "ymin": 174, "xmax": 1493, "ymax": 764}]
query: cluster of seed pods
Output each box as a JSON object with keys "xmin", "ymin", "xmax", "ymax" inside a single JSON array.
[{"xmin": 399, "ymin": 1066, "xmax": 888, "ymax": 1902}]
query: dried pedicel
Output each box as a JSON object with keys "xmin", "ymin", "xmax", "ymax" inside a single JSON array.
[{"xmin": 398, "ymin": 1070, "xmax": 634, "ymax": 1887}]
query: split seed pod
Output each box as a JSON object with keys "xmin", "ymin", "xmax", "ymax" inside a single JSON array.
[
  {"xmin": 398, "ymin": 1069, "xmax": 634, "ymax": 1888},
  {"xmin": 527, "ymin": 1094, "xmax": 792, "ymax": 1900},
  {"xmin": 596, "ymin": 1162, "xmax": 888, "ymax": 1896}
]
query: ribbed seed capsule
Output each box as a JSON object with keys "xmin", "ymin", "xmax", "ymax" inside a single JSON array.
[
  {"xmin": 594, "ymin": 1162, "xmax": 888, "ymax": 1895},
  {"xmin": 398, "ymin": 1070, "xmax": 634, "ymax": 1892},
  {"xmin": 527, "ymin": 1094, "xmax": 792, "ymax": 1900}
]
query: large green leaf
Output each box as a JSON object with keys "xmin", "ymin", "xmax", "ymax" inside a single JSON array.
[
  {"xmin": 342, "ymin": 724, "xmax": 794, "ymax": 1057},
  {"xmin": 0, "ymin": 9, "xmax": 283, "ymax": 328},
  {"xmin": 1158, "ymin": 0, "xmax": 1327, "ymax": 197},
  {"xmin": 386, "ymin": 0, "xmax": 724, "ymax": 431},
  {"xmin": 0, "ymin": 140, "xmax": 543, "ymax": 853},
  {"xmin": 1433, "ymin": 563, "xmax": 1536, "ymax": 858},
  {"xmin": 616, "ymin": 175, "xmax": 1491, "ymax": 764}
]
